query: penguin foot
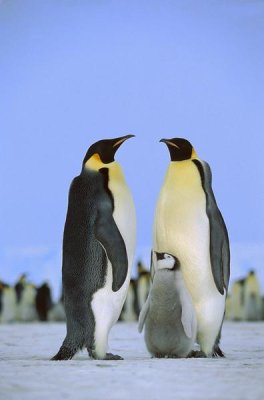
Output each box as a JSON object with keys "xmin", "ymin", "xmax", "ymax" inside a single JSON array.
[
  {"xmin": 187, "ymin": 350, "xmax": 207, "ymax": 358},
  {"xmin": 152, "ymin": 353, "xmax": 181, "ymax": 359},
  {"xmin": 212, "ymin": 346, "xmax": 225, "ymax": 358},
  {"xmin": 90, "ymin": 352, "xmax": 123, "ymax": 360},
  {"xmin": 153, "ymin": 353, "xmax": 166, "ymax": 358},
  {"xmin": 166, "ymin": 354, "xmax": 180, "ymax": 359},
  {"xmin": 104, "ymin": 353, "xmax": 124, "ymax": 360}
]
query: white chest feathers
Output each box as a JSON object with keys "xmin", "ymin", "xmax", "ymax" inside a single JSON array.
[
  {"xmin": 154, "ymin": 160, "xmax": 209, "ymax": 255},
  {"xmin": 92, "ymin": 162, "xmax": 136, "ymax": 328},
  {"xmin": 108, "ymin": 162, "xmax": 136, "ymax": 265},
  {"xmin": 153, "ymin": 160, "xmax": 217, "ymax": 302}
]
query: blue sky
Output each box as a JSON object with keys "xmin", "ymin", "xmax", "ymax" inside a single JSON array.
[{"xmin": 1, "ymin": 0, "xmax": 264, "ymax": 298}]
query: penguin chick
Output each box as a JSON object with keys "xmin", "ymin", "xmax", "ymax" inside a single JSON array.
[{"xmin": 138, "ymin": 251, "xmax": 197, "ymax": 358}]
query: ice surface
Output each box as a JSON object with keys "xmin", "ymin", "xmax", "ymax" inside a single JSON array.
[{"xmin": 0, "ymin": 322, "xmax": 264, "ymax": 400}]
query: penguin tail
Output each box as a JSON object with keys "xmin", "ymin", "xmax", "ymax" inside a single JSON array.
[
  {"xmin": 51, "ymin": 343, "xmax": 82, "ymax": 361},
  {"xmin": 51, "ymin": 345, "xmax": 77, "ymax": 361},
  {"xmin": 212, "ymin": 345, "xmax": 225, "ymax": 358}
]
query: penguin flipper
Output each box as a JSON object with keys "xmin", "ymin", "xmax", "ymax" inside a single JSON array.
[
  {"xmin": 138, "ymin": 295, "xmax": 150, "ymax": 333},
  {"xmin": 95, "ymin": 205, "xmax": 128, "ymax": 292},
  {"xmin": 192, "ymin": 160, "xmax": 230, "ymax": 295},
  {"xmin": 150, "ymin": 249, "xmax": 157, "ymax": 282},
  {"xmin": 180, "ymin": 291, "xmax": 197, "ymax": 340}
]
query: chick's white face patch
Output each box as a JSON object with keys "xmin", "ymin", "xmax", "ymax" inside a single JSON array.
[{"xmin": 157, "ymin": 254, "xmax": 175, "ymax": 270}]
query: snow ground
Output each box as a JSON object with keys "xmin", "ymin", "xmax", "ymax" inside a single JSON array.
[{"xmin": 0, "ymin": 322, "xmax": 264, "ymax": 400}]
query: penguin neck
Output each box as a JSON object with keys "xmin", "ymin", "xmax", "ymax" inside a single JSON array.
[
  {"xmin": 84, "ymin": 155, "xmax": 125, "ymax": 182},
  {"xmin": 165, "ymin": 159, "xmax": 201, "ymax": 188},
  {"xmin": 107, "ymin": 161, "xmax": 126, "ymax": 183}
]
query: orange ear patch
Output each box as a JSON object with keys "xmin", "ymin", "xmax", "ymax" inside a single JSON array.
[
  {"xmin": 191, "ymin": 148, "xmax": 198, "ymax": 159},
  {"xmin": 84, "ymin": 153, "xmax": 103, "ymax": 170},
  {"xmin": 92, "ymin": 153, "xmax": 102, "ymax": 162}
]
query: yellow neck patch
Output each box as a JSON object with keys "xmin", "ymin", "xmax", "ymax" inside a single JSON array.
[
  {"xmin": 84, "ymin": 154, "xmax": 124, "ymax": 181},
  {"xmin": 84, "ymin": 153, "xmax": 104, "ymax": 171}
]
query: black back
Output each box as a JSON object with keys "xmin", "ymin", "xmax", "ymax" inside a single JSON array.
[{"xmin": 63, "ymin": 168, "xmax": 128, "ymax": 305}]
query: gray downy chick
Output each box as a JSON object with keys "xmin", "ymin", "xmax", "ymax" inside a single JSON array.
[{"xmin": 138, "ymin": 251, "xmax": 197, "ymax": 358}]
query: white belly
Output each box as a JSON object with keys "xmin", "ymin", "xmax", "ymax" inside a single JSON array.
[
  {"xmin": 153, "ymin": 162, "xmax": 225, "ymax": 342},
  {"xmin": 92, "ymin": 164, "xmax": 136, "ymax": 329}
]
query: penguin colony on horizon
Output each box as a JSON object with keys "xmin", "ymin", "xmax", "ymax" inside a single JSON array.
[
  {"xmin": 0, "ymin": 274, "xmax": 54, "ymax": 323},
  {"xmin": 1, "ymin": 269, "xmax": 263, "ymax": 324},
  {"xmin": 1, "ymin": 268, "xmax": 262, "ymax": 324},
  {"xmin": 1, "ymin": 136, "xmax": 262, "ymax": 359}
]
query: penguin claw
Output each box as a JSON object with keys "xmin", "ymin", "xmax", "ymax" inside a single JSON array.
[{"xmin": 212, "ymin": 346, "xmax": 225, "ymax": 358}]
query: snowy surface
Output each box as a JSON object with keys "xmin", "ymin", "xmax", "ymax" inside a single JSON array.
[{"xmin": 0, "ymin": 322, "xmax": 264, "ymax": 400}]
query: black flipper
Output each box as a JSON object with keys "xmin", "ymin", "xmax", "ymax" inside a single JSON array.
[
  {"xmin": 95, "ymin": 169, "xmax": 128, "ymax": 292},
  {"xmin": 193, "ymin": 160, "xmax": 230, "ymax": 295}
]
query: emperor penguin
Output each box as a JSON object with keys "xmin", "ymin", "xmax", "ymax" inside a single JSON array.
[
  {"xmin": 119, "ymin": 279, "xmax": 138, "ymax": 322},
  {"xmin": 138, "ymin": 252, "xmax": 197, "ymax": 358},
  {"xmin": 0, "ymin": 283, "xmax": 16, "ymax": 323},
  {"xmin": 17, "ymin": 283, "xmax": 37, "ymax": 322},
  {"xmin": 154, "ymin": 138, "xmax": 230, "ymax": 357},
  {"xmin": 36, "ymin": 282, "xmax": 52, "ymax": 321},
  {"xmin": 52, "ymin": 135, "xmax": 136, "ymax": 361}
]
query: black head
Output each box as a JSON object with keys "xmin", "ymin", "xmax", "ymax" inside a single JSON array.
[
  {"xmin": 160, "ymin": 137, "xmax": 195, "ymax": 161},
  {"xmin": 82, "ymin": 134, "xmax": 135, "ymax": 166}
]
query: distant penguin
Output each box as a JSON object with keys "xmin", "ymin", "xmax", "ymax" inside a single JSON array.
[
  {"xmin": 139, "ymin": 251, "xmax": 197, "ymax": 358},
  {"xmin": 0, "ymin": 281, "xmax": 6, "ymax": 314},
  {"xmin": 244, "ymin": 270, "xmax": 262, "ymax": 321},
  {"xmin": 120, "ymin": 279, "xmax": 138, "ymax": 322},
  {"xmin": 52, "ymin": 135, "xmax": 136, "ymax": 361},
  {"xmin": 0, "ymin": 283, "xmax": 16, "ymax": 323},
  {"xmin": 136, "ymin": 261, "xmax": 150, "ymax": 315},
  {"xmin": 17, "ymin": 284, "xmax": 37, "ymax": 322},
  {"xmin": 154, "ymin": 138, "xmax": 230, "ymax": 357},
  {"xmin": 14, "ymin": 274, "xmax": 26, "ymax": 304},
  {"xmin": 48, "ymin": 290, "xmax": 65, "ymax": 322},
  {"xmin": 36, "ymin": 282, "xmax": 52, "ymax": 321}
]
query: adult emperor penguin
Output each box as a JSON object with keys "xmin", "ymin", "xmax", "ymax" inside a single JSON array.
[
  {"xmin": 138, "ymin": 252, "xmax": 197, "ymax": 358},
  {"xmin": 52, "ymin": 135, "xmax": 136, "ymax": 361},
  {"xmin": 154, "ymin": 138, "xmax": 230, "ymax": 357}
]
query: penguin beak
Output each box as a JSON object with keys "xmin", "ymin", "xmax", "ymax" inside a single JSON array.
[
  {"xmin": 113, "ymin": 134, "xmax": 135, "ymax": 148},
  {"xmin": 159, "ymin": 139, "xmax": 180, "ymax": 149}
]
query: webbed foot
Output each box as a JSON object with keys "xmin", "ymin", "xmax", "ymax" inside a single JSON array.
[{"xmin": 104, "ymin": 353, "xmax": 123, "ymax": 360}]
